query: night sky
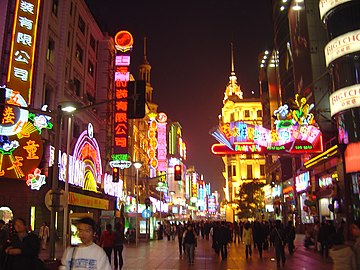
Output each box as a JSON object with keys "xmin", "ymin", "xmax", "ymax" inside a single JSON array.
[{"xmin": 85, "ymin": 0, "xmax": 274, "ymax": 195}]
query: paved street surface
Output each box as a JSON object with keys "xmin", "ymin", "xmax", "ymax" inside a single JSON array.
[{"xmin": 40, "ymin": 234, "xmax": 333, "ymax": 270}]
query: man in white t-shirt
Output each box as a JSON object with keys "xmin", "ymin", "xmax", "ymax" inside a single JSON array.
[{"xmin": 59, "ymin": 217, "xmax": 111, "ymax": 270}]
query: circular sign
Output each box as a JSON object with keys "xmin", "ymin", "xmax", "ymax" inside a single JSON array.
[
  {"xmin": 114, "ymin": 31, "xmax": 134, "ymax": 50},
  {"xmin": 142, "ymin": 209, "xmax": 151, "ymax": 219},
  {"xmin": 157, "ymin": 112, "xmax": 167, "ymax": 123},
  {"xmin": 45, "ymin": 189, "xmax": 66, "ymax": 212}
]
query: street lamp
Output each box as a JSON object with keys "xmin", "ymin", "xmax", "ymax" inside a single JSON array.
[
  {"xmin": 133, "ymin": 161, "xmax": 142, "ymax": 246},
  {"xmin": 48, "ymin": 102, "xmax": 79, "ymax": 261}
]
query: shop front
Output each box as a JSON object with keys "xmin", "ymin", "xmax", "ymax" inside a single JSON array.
[
  {"xmin": 316, "ymin": 172, "xmax": 339, "ymax": 222},
  {"xmin": 282, "ymin": 179, "xmax": 296, "ymax": 222}
]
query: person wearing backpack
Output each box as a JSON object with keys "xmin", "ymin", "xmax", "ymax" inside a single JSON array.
[
  {"xmin": 183, "ymin": 224, "xmax": 197, "ymax": 265},
  {"xmin": 113, "ymin": 222, "xmax": 125, "ymax": 270}
]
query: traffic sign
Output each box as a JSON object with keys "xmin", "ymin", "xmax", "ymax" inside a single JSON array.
[{"xmin": 142, "ymin": 209, "xmax": 151, "ymax": 219}]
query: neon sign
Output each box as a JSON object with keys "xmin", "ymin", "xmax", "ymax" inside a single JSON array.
[
  {"xmin": 7, "ymin": 0, "xmax": 41, "ymax": 105},
  {"xmin": 157, "ymin": 113, "xmax": 167, "ymax": 172},
  {"xmin": 148, "ymin": 114, "xmax": 158, "ymax": 177},
  {"xmin": 113, "ymin": 30, "xmax": 133, "ymax": 155},
  {"xmin": 295, "ymin": 172, "xmax": 310, "ymax": 192},
  {"xmin": 211, "ymin": 95, "xmax": 323, "ymax": 155}
]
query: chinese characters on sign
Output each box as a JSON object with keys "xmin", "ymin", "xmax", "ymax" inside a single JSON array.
[
  {"xmin": 113, "ymin": 30, "xmax": 133, "ymax": 154},
  {"xmin": 7, "ymin": 0, "xmax": 41, "ymax": 104}
]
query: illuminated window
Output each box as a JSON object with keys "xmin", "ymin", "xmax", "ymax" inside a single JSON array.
[
  {"xmin": 78, "ymin": 16, "xmax": 86, "ymax": 34},
  {"xmin": 244, "ymin": 110, "xmax": 250, "ymax": 118},
  {"xmin": 247, "ymin": 165, "xmax": 253, "ymax": 179},
  {"xmin": 230, "ymin": 113, "xmax": 234, "ymax": 122},
  {"xmin": 75, "ymin": 44, "xmax": 83, "ymax": 63},
  {"xmin": 52, "ymin": 0, "xmax": 59, "ymax": 16},
  {"xmin": 88, "ymin": 60, "xmax": 94, "ymax": 77},
  {"xmin": 90, "ymin": 35, "xmax": 96, "ymax": 51},
  {"xmin": 260, "ymin": 165, "xmax": 265, "ymax": 176},
  {"xmin": 257, "ymin": 110, "xmax": 262, "ymax": 118},
  {"xmin": 46, "ymin": 38, "xmax": 55, "ymax": 63},
  {"xmin": 227, "ymin": 165, "xmax": 232, "ymax": 178}
]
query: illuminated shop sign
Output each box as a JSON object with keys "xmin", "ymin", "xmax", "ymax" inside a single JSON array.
[
  {"xmin": 157, "ymin": 113, "xmax": 167, "ymax": 172},
  {"xmin": 319, "ymin": 176, "xmax": 333, "ymax": 188},
  {"xmin": 0, "ymin": 89, "xmax": 44, "ymax": 181},
  {"xmin": 53, "ymin": 124, "xmax": 103, "ymax": 192},
  {"xmin": 325, "ymin": 29, "xmax": 360, "ymax": 67},
  {"xmin": 319, "ymin": 0, "xmax": 352, "ymax": 20},
  {"xmin": 7, "ymin": 0, "xmax": 41, "ymax": 105},
  {"xmin": 295, "ymin": 171, "xmax": 310, "ymax": 192},
  {"xmin": 113, "ymin": 30, "xmax": 133, "ymax": 155},
  {"xmin": 150, "ymin": 196, "xmax": 168, "ymax": 213},
  {"xmin": 68, "ymin": 192, "xmax": 109, "ymax": 210},
  {"xmin": 191, "ymin": 173, "xmax": 198, "ymax": 198},
  {"xmin": 208, "ymin": 195, "xmax": 216, "ymax": 212},
  {"xmin": 330, "ymin": 84, "xmax": 360, "ymax": 116},
  {"xmin": 103, "ymin": 172, "xmax": 123, "ymax": 197},
  {"xmin": 345, "ymin": 142, "xmax": 360, "ymax": 173},
  {"xmin": 211, "ymin": 95, "xmax": 322, "ymax": 155},
  {"xmin": 148, "ymin": 113, "xmax": 158, "ymax": 177}
]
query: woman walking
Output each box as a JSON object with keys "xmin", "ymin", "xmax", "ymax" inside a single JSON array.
[{"xmin": 242, "ymin": 222, "xmax": 253, "ymax": 259}]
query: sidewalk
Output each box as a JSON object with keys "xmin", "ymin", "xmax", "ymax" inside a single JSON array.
[{"xmin": 40, "ymin": 234, "xmax": 333, "ymax": 269}]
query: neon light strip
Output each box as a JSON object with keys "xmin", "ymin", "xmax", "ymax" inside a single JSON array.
[{"xmin": 304, "ymin": 145, "xmax": 338, "ymax": 168}]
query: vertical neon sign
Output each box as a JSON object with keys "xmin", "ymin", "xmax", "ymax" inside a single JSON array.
[
  {"xmin": 113, "ymin": 31, "xmax": 133, "ymax": 154},
  {"xmin": 157, "ymin": 113, "xmax": 167, "ymax": 172},
  {"xmin": 7, "ymin": 0, "xmax": 41, "ymax": 105}
]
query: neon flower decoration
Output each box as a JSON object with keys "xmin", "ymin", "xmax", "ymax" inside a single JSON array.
[
  {"xmin": 210, "ymin": 95, "xmax": 322, "ymax": 155},
  {"xmin": 26, "ymin": 168, "xmax": 46, "ymax": 190},
  {"xmin": 28, "ymin": 105, "xmax": 53, "ymax": 133}
]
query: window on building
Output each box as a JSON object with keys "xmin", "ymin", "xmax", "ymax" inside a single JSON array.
[
  {"xmin": 73, "ymin": 78, "xmax": 81, "ymax": 96},
  {"xmin": 52, "ymin": 0, "xmax": 58, "ymax": 16},
  {"xmin": 78, "ymin": 16, "xmax": 85, "ymax": 34},
  {"xmin": 70, "ymin": 2, "xmax": 73, "ymax": 15},
  {"xmin": 246, "ymin": 154, "xmax": 252, "ymax": 159},
  {"xmin": 244, "ymin": 110, "xmax": 250, "ymax": 117},
  {"xmin": 257, "ymin": 110, "xmax": 262, "ymax": 118},
  {"xmin": 230, "ymin": 112, "xmax": 234, "ymax": 122},
  {"xmin": 247, "ymin": 165, "xmax": 253, "ymax": 179},
  {"xmin": 88, "ymin": 60, "xmax": 94, "ymax": 77},
  {"xmin": 67, "ymin": 31, "xmax": 71, "ymax": 47},
  {"xmin": 44, "ymin": 85, "xmax": 54, "ymax": 109},
  {"xmin": 75, "ymin": 44, "xmax": 83, "ymax": 63},
  {"xmin": 232, "ymin": 165, "xmax": 236, "ymax": 177},
  {"xmin": 260, "ymin": 164, "xmax": 265, "ymax": 176},
  {"xmin": 90, "ymin": 35, "xmax": 96, "ymax": 51},
  {"xmin": 227, "ymin": 165, "xmax": 232, "ymax": 178},
  {"xmin": 46, "ymin": 38, "xmax": 55, "ymax": 63}
]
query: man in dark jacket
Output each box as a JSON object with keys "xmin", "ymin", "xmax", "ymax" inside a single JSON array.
[
  {"xmin": 4, "ymin": 218, "xmax": 43, "ymax": 270},
  {"xmin": 270, "ymin": 220, "xmax": 287, "ymax": 268},
  {"xmin": 285, "ymin": 221, "xmax": 296, "ymax": 255},
  {"xmin": 218, "ymin": 222, "xmax": 231, "ymax": 260}
]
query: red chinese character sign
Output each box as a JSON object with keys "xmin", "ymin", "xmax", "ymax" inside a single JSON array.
[
  {"xmin": 211, "ymin": 94, "xmax": 323, "ymax": 155},
  {"xmin": 0, "ymin": 87, "xmax": 45, "ymax": 182},
  {"xmin": 113, "ymin": 30, "xmax": 133, "ymax": 154}
]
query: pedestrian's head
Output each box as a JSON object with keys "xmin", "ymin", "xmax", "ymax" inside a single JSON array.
[
  {"xmin": 77, "ymin": 217, "xmax": 96, "ymax": 246},
  {"xmin": 187, "ymin": 224, "xmax": 193, "ymax": 231},
  {"xmin": 13, "ymin": 217, "xmax": 27, "ymax": 233},
  {"xmin": 351, "ymin": 220, "xmax": 360, "ymax": 238},
  {"xmin": 275, "ymin": 220, "xmax": 282, "ymax": 228},
  {"xmin": 106, "ymin": 223, "xmax": 112, "ymax": 231}
]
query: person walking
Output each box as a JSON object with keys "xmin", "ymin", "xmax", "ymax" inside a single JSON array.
[
  {"xmin": 218, "ymin": 222, "xmax": 231, "ymax": 260},
  {"xmin": 38, "ymin": 222, "xmax": 49, "ymax": 250},
  {"xmin": 4, "ymin": 217, "xmax": 43, "ymax": 270},
  {"xmin": 253, "ymin": 221, "xmax": 266, "ymax": 258},
  {"xmin": 233, "ymin": 221, "xmax": 240, "ymax": 244},
  {"xmin": 329, "ymin": 228, "xmax": 356, "ymax": 270},
  {"xmin": 177, "ymin": 224, "xmax": 185, "ymax": 257},
  {"xmin": 271, "ymin": 220, "xmax": 287, "ymax": 268},
  {"xmin": 242, "ymin": 222, "xmax": 253, "ymax": 259},
  {"xmin": 0, "ymin": 219, "xmax": 9, "ymax": 269},
  {"xmin": 183, "ymin": 224, "xmax": 197, "ymax": 265},
  {"xmin": 99, "ymin": 223, "xmax": 115, "ymax": 264},
  {"xmin": 113, "ymin": 221, "xmax": 124, "ymax": 270},
  {"xmin": 285, "ymin": 220, "xmax": 296, "ymax": 255},
  {"xmin": 60, "ymin": 217, "xmax": 111, "ymax": 270}
]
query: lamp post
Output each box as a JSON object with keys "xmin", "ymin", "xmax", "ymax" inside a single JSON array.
[
  {"xmin": 49, "ymin": 103, "xmax": 78, "ymax": 261},
  {"xmin": 133, "ymin": 162, "xmax": 142, "ymax": 246}
]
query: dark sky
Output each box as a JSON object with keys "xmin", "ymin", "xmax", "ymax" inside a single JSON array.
[{"xmin": 85, "ymin": 0, "xmax": 274, "ymax": 195}]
